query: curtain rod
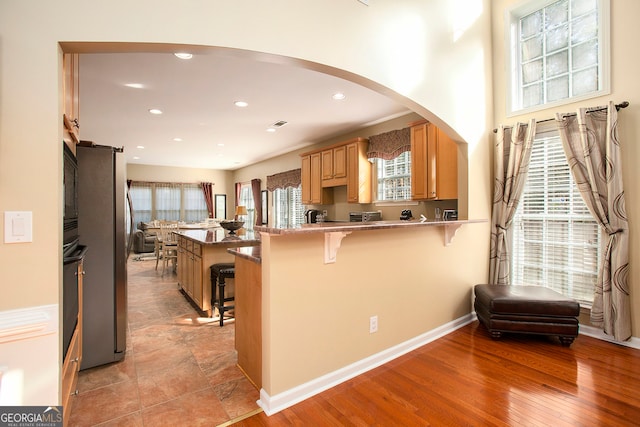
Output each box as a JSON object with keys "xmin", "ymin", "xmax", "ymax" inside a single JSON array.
[{"xmin": 492, "ymin": 101, "xmax": 629, "ymax": 133}]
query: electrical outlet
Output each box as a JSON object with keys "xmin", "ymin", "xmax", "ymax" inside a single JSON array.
[{"xmin": 369, "ymin": 315, "xmax": 378, "ymax": 333}]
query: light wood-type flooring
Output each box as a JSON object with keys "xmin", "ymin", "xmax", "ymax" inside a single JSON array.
[{"xmin": 68, "ymin": 256, "xmax": 260, "ymax": 426}]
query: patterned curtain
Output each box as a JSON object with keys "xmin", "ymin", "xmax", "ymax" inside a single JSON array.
[
  {"xmin": 555, "ymin": 102, "xmax": 630, "ymax": 341},
  {"xmin": 366, "ymin": 127, "xmax": 411, "ymax": 160},
  {"xmin": 200, "ymin": 182, "xmax": 214, "ymax": 218},
  {"xmin": 251, "ymin": 178, "xmax": 262, "ymax": 226},
  {"xmin": 489, "ymin": 120, "xmax": 536, "ymax": 284},
  {"xmin": 267, "ymin": 169, "xmax": 301, "ymax": 191}
]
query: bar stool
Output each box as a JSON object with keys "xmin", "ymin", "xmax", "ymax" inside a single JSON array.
[{"xmin": 210, "ymin": 263, "xmax": 235, "ymax": 326}]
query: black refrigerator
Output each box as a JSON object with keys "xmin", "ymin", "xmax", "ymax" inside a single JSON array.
[{"xmin": 77, "ymin": 143, "xmax": 131, "ymax": 369}]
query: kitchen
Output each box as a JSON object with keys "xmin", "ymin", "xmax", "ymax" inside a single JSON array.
[{"xmin": 67, "ymin": 47, "xmax": 477, "ymax": 421}]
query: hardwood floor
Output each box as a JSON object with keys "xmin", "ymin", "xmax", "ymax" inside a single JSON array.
[{"xmin": 238, "ymin": 322, "xmax": 640, "ymax": 426}]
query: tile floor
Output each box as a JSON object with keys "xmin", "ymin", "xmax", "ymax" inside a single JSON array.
[{"xmin": 68, "ymin": 256, "xmax": 261, "ymax": 426}]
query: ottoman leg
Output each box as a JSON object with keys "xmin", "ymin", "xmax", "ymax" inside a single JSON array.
[
  {"xmin": 490, "ymin": 330, "xmax": 502, "ymax": 340},
  {"xmin": 559, "ymin": 336, "xmax": 575, "ymax": 347}
]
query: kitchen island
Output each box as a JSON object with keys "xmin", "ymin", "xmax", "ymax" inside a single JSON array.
[{"xmin": 176, "ymin": 229, "xmax": 260, "ymax": 316}]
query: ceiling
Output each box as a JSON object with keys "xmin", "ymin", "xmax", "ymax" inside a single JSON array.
[{"xmin": 79, "ymin": 51, "xmax": 411, "ymax": 170}]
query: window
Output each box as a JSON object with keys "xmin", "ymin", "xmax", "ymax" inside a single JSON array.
[
  {"xmin": 374, "ymin": 151, "xmax": 411, "ymax": 201},
  {"xmin": 511, "ymin": 128, "xmax": 601, "ymax": 305},
  {"xmin": 273, "ymin": 186, "xmax": 303, "ymax": 228},
  {"xmin": 506, "ymin": 0, "xmax": 610, "ymax": 115},
  {"xmin": 238, "ymin": 183, "xmax": 256, "ymax": 230},
  {"xmin": 129, "ymin": 182, "xmax": 208, "ymax": 223}
]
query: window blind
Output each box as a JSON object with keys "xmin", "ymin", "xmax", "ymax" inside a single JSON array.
[{"xmin": 511, "ymin": 130, "xmax": 600, "ymax": 305}]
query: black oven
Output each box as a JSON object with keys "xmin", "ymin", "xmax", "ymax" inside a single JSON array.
[
  {"xmin": 63, "ymin": 143, "xmax": 79, "ymax": 245},
  {"xmin": 63, "ymin": 243, "xmax": 87, "ymax": 358}
]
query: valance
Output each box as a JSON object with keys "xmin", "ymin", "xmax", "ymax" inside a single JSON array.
[
  {"xmin": 266, "ymin": 168, "xmax": 302, "ymax": 191},
  {"xmin": 366, "ymin": 127, "xmax": 411, "ymax": 160}
]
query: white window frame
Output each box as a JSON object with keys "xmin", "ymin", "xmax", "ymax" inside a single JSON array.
[
  {"xmin": 505, "ymin": 0, "xmax": 610, "ymax": 117},
  {"xmin": 273, "ymin": 186, "xmax": 303, "ymax": 228},
  {"xmin": 510, "ymin": 124, "xmax": 601, "ymax": 306},
  {"xmin": 238, "ymin": 183, "xmax": 256, "ymax": 231},
  {"xmin": 373, "ymin": 152, "xmax": 412, "ymax": 203},
  {"xmin": 129, "ymin": 182, "xmax": 208, "ymax": 224}
]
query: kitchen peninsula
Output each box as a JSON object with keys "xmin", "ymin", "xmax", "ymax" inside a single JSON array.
[
  {"xmin": 176, "ymin": 229, "xmax": 260, "ymax": 316},
  {"xmin": 229, "ymin": 218, "xmax": 486, "ymax": 414}
]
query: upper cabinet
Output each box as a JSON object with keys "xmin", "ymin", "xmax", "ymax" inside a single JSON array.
[
  {"xmin": 63, "ymin": 53, "xmax": 80, "ymax": 152},
  {"xmin": 301, "ymin": 152, "xmax": 333, "ymax": 205},
  {"xmin": 301, "ymin": 137, "xmax": 370, "ymax": 204},
  {"xmin": 410, "ymin": 121, "xmax": 458, "ymax": 201},
  {"xmin": 321, "ymin": 144, "xmax": 347, "ymax": 187}
]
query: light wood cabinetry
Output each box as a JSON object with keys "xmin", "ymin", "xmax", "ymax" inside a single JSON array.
[
  {"xmin": 63, "ymin": 53, "xmax": 80, "ymax": 153},
  {"xmin": 301, "ymin": 152, "xmax": 333, "ymax": 205},
  {"xmin": 321, "ymin": 145, "xmax": 347, "ymax": 187},
  {"xmin": 62, "ymin": 258, "xmax": 83, "ymax": 426},
  {"xmin": 410, "ymin": 121, "xmax": 458, "ymax": 200},
  {"xmin": 234, "ymin": 253, "xmax": 262, "ymax": 389},
  {"xmin": 178, "ymin": 236, "xmax": 208, "ymax": 312},
  {"xmin": 346, "ymin": 139, "xmax": 372, "ymax": 203},
  {"xmin": 301, "ymin": 137, "xmax": 370, "ymax": 204}
]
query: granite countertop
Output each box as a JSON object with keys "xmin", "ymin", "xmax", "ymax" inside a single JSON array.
[
  {"xmin": 254, "ymin": 219, "xmax": 486, "ymax": 235},
  {"xmin": 228, "ymin": 245, "xmax": 261, "ymax": 263},
  {"xmin": 176, "ymin": 229, "xmax": 261, "ymax": 246}
]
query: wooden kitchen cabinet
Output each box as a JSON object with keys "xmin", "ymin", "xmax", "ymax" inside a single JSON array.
[
  {"xmin": 178, "ymin": 237, "xmax": 206, "ymax": 309},
  {"xmin": 301, "ymin": 152, "xmax": 333, "ymax": 205},
  {"xmin": 410, "ymin": 121, "xmax": 458, "ymax": 200},
  {"xmin": 301, "ymin": 137, "xmax": 369, "ymax": 204},
  {"xmin": 63, "ymin": 53, "xmax": 80, "ymax": 152},
  {"xmin": 346, "ymin": 139, "xmax": 372, "ymax": 203},
  {"xmin": 321, "ymin": 145, "xmax": 347, "ymax": 187}
]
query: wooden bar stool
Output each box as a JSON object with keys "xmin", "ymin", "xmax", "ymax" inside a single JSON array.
[{"xmin": 210, "ymin": 263, "xmax": 235, "ymax": 326}]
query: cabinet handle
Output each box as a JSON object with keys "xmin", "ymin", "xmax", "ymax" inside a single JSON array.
[
  {"xmin": 72, "ymin": 118, "xmax": 80, "ymax": 129},
  {"xmin": 70, "ymin": 389, "xmax": 79, "ymax": 396},
  {"xmin": 72, "ymin": 357, "xmax": 79, "ymax": 363}
]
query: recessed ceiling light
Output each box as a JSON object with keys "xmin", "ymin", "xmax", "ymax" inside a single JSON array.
[
  {"xmin": 136, "ymin": 145, "xmax": 145, "ymax": 149},
  {"xmin": 174, "ymin": 52, "xmax": 193, "ymax": 60},
  {"xmin": 217, "ymin": 143, "xmax": 225, "ymax": 147},
  {"xmin": 266, "ymin": 128, "xmax": 276, "ymax": 133},
  {"xmin": 234, "ymin": 101, "xmax": 248, "ymax": 107},
  {"xmin": 149, "ymin": 109, "xmax": 163, "ymax": 115},
  {"xmin": 125, "ymin": 83, "xmax": 144, "ymax": 89},
  {"xmin": 172, "ymin": 138, "xmax": 183, "ymax": 142},
  {"xmin": 133, "ymin": 156, "xmax": 140, "ymax": 160},
  {"xmin": 332, "ymin": 92, "xmax": 346, "ymax": 100}
]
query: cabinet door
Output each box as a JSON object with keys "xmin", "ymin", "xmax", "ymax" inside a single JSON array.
[
  {"xmin": 333, "ymin": 145, "xmax": 347, "ymax": 179},
  {"xmin": 192, "ymin": 254, "xmax": 203, "ymax": 307},
  {"xmin": 63, "ymin": 53, "xmax": 80, "ymax": 149},
  {"xmin": 310, "ymin": 152, "xmax": 323, "ymax": 203},
  {"xmin": 410, "ymin": 124, "xmax": 429, "ymax": 200},
  {"xmin": 346, "ymin": 141, "xmax": 371, "ymax": 203},
  {"xmin": 186, "ymin": 253, "xmax": 194, "ymax": 297},
  {"xmin": 301, "ymin": 155, "xmax": 311, "ymax": 204},
  {"xmin": 435, "ymin": 128, "xmax": 458, "ymax": 200},
  {"xmin": 321, "ymin": 149, "xmax": 334, "ymax": 180}
]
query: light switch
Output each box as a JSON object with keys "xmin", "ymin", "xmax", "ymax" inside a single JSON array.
[{"xmin": 4, "ymin": 211, "xmax": 32, "ymax": 243}]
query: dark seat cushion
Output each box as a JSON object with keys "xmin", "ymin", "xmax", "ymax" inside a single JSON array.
[{"xmin": 474, "ymin": 284, "xmax": 580, "ymax": 317}]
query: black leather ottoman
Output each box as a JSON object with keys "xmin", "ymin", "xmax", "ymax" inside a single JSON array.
[{"xmin": 474, "ymin": 284, "xmax": 580, "ymax": 346}]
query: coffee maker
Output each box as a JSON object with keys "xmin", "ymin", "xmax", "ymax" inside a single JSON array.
[{"xmin": 305, "ymin": 209, "xmax": 321, "ymax": 223}]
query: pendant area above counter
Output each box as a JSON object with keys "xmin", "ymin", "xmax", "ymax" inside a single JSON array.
[{"xmin": 255, "ymin": 219, "xmax": 487, "ymax": 264}]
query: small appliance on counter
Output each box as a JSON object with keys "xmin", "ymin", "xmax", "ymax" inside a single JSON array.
[
  {"xmin": 400, "ymin": 209, "xmax": 413, "ymax": 220},
  {"xmin": 305, "ymin": 209, "xmax": 321, "ymax": 223},
  {"xmin": 349, "ymin": 211, "xmax": 382, "ymax": 222},
  {"xmin": 443, "ymin": 209, "xmax": 458, "ymax": 220}
]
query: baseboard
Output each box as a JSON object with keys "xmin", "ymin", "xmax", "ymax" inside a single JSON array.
[
  {"xmin": 257, "ymin": 313, "xmax": 475, "ymax": 416},
  {"xmin": 579, "ymin": 324, "xmax": 640, "ymax": 349}
]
